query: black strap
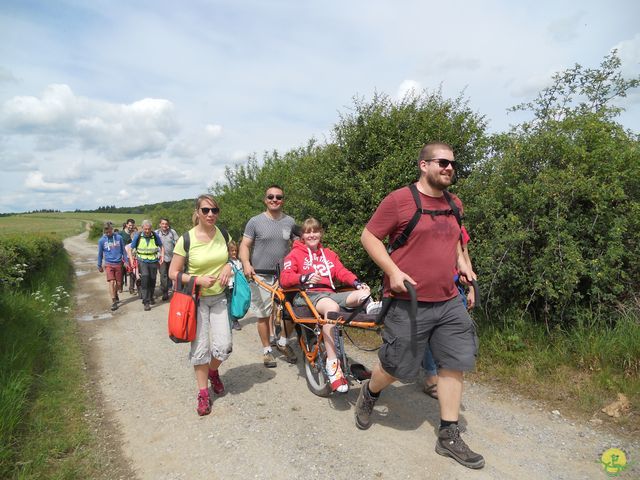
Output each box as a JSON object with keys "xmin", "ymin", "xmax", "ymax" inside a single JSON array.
[
  {"xmin": 182, "ymin": 225, "xmax": 230, "ymax": 274},
  {"xmin": 387, "ymin": 184, "xmax": 463, "ymax": 254}
]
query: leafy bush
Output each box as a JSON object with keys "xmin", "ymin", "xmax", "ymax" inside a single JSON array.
[
  {"xmin": 460, "ymin": 52, "xmax": 640, "ymax": 325},
  {"xmin": 0, "ymin": 235, "xmax": 63, "ymax": 290}
]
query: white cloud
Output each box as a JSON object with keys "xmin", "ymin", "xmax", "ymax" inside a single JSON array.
[
  {"xmin": 396, "ymin": 80, "xmax": 423, "ymax": 100},
  {"xmin": 205, "ymin": 124, "xmax": 222, "ymax": 138},
  {"xmin": 613, "ymin": 33, "xmax": 640, "ymax": 77},
  {"xmin": 126, "ymin": 164, "xmax": 201, "ymax": 187},
  {"xmin": 24, "ymin": 171, "xmax": 74, "ymax": 192},
  {"xmin": 437, "ymin": 57, "xmax": 481, "ymax": 72},
  {"xmin": 169, "ymin": 123, "xmax": 223, "ymax": 158},
  {"xmin": 1, "ymin": 84, "xmax": 179, "ymax": 159},
  {"xmin": 0, "ymin": 151, "xmax": 37, "ymax": 171},
  {"xmin": 49, "ymin": 159, "xmax": 95, "ymax": 182},
  {"xmin": 118, "ymin": 189, "xmax": 130, "ymax": 200}
]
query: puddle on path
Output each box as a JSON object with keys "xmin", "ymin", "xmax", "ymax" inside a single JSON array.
[{"xmin": 77, "ymin": 313, "xmax": 112, "ymax": 322}]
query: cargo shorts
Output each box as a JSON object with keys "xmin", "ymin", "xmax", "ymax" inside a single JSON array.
[{"xmin": 378, "ymin": 294, "xmax": 478, "ymax": 380}]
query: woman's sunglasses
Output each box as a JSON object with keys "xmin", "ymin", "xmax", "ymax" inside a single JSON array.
[
  {"xmin": 200, "ymin": 207, "xmax": 220, "ymax": 215},
  {"xmin": 266, "ymin": 194, "xmax": 284, "ymax": 200}
]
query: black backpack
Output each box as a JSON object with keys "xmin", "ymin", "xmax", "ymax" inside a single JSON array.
[
  {"xmin": 386, "ymin": 183, "xmax": 462, "ymax": 254},
  {"xmin": 182, "ymin": 226, "xmax": 230, "ymax": 273}
]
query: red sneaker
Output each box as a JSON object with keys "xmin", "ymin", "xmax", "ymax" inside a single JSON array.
[
  {"xmin": 209, "ymin": 369, "xmax": 225, "ymax": 395},
  {"xmin": 196, "ymin": 391, "xmax": 211, "ymax": 416}
]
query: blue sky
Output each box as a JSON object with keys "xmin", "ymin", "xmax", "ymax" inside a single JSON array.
[{"xmin": 0, "ymin": 0, "xmax": 638, "ymax": 213}]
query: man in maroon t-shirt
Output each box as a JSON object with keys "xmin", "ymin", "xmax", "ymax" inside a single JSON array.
[{"xmin": 356, "ymin": 142, "xmax": 484, "ymax": 470}]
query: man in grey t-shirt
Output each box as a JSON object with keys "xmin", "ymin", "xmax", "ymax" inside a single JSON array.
[
  {"xmin": 240, "ymin": 185, "xmax": 298, "ymax": 368},
  {"xmin": 155, "ymin": 218, "xmax": 179, "ymax": 301}
]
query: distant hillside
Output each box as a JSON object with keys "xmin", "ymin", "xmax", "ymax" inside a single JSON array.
[{"xmin": 74, "ymin": 199, "xmax": 193, "ymax": 214}]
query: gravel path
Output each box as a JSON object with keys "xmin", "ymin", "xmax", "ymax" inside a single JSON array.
[{"xmin": 65, "ymin": 232, "xmax": 639, "ymax": 480}]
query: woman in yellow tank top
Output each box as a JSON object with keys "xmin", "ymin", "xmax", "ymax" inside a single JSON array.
[{"xmin": 169, "ymin": 194, "xmax": 233, "ymax": 416}]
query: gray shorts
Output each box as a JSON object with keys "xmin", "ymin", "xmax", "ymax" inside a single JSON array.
[
  {"xmin": 249, "ymin": 274, "xmax": 277, "ymax": 318},
  {"xmin": 378, "ymin": 295, "xmax": 478, "ymax": 380},
  {"xmin": 293, "ymin": 290, "xmax": 352, "ymax": 308},
  {"xmin": 189, "ymin": 293, "xmax": 233, "ymax": 366}
]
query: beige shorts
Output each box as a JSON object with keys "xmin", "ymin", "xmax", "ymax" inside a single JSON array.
[{"xmin": 249, "ymin": 274, "xmax": 277, "ymax": 318}]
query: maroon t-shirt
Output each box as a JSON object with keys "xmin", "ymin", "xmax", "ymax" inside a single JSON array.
[{"xmin": 366, "ymin": 185, "xmax": 463, "ymax": 302}]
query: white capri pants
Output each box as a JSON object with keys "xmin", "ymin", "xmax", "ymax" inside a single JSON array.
[{"xmin": 189, "ymin": 293, "xmax": 233, "ymax": 366}]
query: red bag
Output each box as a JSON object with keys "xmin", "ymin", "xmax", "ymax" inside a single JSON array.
[{"xmin": 168, "ymin": 275, "xmax": 198, "ymax": 343}]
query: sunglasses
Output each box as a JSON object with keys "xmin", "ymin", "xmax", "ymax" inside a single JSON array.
[
  {"xmin": 427, "ymin": 158, "xmax": 456, "ymax": 169},
  {"xmin": 200, "ymin": 207, "xmax": 220, "ymax": 215},
  {"xmin": 266, "ymin": 194, "xmax": 284, "ymax": 201}
]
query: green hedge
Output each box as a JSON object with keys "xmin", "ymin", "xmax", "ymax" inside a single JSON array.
[{"xmin": 0, "ymin": 235, "xmax": 64, "ymax": 290}]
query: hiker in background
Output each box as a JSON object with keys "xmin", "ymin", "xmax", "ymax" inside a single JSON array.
[
  {"xmin": 227, "ymin": 240, "xmax": 244, "ymax": 331},
  {"xmin": 239, "ymin": 185, "xmax": 298, "ymax": 368},
  {"xmin": 97, "ymin": 221, "xmax": 128, "ymax": 312},
  {"xmin": 169, "ymin": 194, "xmax": 233, "ymax": 416},
  {"xmin": 130, "ymin": 220, "xmax": 164, "ymax": 311},
  {"xmin": 357, "ymin": 142, "xmax": 484, "ymax": 469},
  {"xmin": 121, "ymin": 219, "xmax": 137, "ymax": 294},
  {"xmin": 156, "ymin": 218, "xmax": 179, "ymax": 301}
]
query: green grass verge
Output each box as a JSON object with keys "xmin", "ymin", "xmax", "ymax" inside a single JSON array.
[
  {"xmin": 473, "ymin": 309, "xmax": 640, "ymax": 432},
  {"xmin": 0, "ymin": 251, "xmax": 114, "ymax": 479},
  {"xmin": 0, "ymin": 213, "xmax": 146, "ymax": 239}
]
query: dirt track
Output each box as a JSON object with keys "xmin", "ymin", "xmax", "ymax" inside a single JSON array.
[{"xmin": 65, "ymin": 232, "xmax": 639, "ymax": 480}]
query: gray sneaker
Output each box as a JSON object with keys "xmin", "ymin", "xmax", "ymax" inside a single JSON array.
[
  {"xmin": 435, "ymin": 424, "xmax": 485, "ymax": 469},
  {"xmin": 263, "ymin": 351, "xmax": 277, "ymax": 368},
  {"xmin": 354, "ymin": 380, "xmax": 378, "ymax": 430}
]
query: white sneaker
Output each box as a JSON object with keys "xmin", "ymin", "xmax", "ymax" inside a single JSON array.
[
  {"xmin": 327, "ymin": 360, "xmax": 348, "ymax": 393},
  {"xmin": 366, "ymin": 301, "xmax": 383, "ymax": 315}
]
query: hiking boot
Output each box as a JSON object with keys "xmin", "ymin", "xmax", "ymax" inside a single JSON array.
[
  {"xmin": 209, "ymin": 370, "xmax": 225, "ymax": 395},
  {"xmin": 355, "ymin": 380, "xmax": 378, "ymax": 430},
  {"xmin": 232, "ymin": 320, "xmax": 242, "ymax": 331},
  {"xmin": 162, "ymin": 294, "xmax": 169, "ymax": 301},
  {"xmin": 150, "ymin": 297, "xmax": 156, "ymax": 305},
  {"xmin": 263, "ymin": 351, "xmax": 277, "ymax": 368},
  {"xmin": 435, "ymin": 424, "xmax": 485, "ymax": 469},
  {"xmin": 276, "ymin": 343, "xmax": 297, "ymax": 364},
  {"xmin": 196, "ymin": 391, "xmax": 212, "ymax": 416},
  {"xmin": 129, "ymin": 287, "xmax": 135, "ymax": 295},
  {"xmin": 144, "ymin": 303, "xmax": 151, "ymax": 311},
  {"xmin": 115, "ymin": 294, "xmax": 120, "ymax": 302},
  {"xmin": 111, "ymin": 302, "xmax": 118, "ymax": 311}
]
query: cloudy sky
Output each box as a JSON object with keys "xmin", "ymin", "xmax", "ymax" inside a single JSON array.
[{"xmin": 1, "ymin": 0, "xmax": 638, "ymax": 213}]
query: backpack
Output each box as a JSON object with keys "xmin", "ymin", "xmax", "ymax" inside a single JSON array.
[
  {"xmin": 167, "ymin": 276, "xmax": 198, "ymax": 343},
  {"xmin": 386, "ymin": 183, "xmax": 463, "ymax": 254},
  {"xmin": 182, "ymin": 226, "xmax": 230, "ymax": 273}
]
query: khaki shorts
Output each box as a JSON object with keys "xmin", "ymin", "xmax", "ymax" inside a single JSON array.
[{"xmin": 249, "ymin": 274, "xmax": 277, "ymax": 318}]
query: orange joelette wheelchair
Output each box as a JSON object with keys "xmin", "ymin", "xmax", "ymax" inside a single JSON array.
[{"xmin": 253, "ymin": 274, "xmax": 383, "ymax": 397}]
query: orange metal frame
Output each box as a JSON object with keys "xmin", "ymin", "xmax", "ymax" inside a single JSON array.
[{"xmin": 252, "ymin": 275, "xmax": 379, "ymax": 368}]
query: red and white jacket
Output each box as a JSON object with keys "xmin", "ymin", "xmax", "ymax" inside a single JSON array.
[{"xmin": 280, "ymin": 240, "xmax": 358, "ymax": 292}]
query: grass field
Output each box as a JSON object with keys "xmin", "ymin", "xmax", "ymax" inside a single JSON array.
[{"xmin": 0, "ymin": 213, "xmax": 146, "ymax": 238}]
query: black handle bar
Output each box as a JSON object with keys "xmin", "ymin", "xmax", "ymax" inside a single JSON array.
[
  {"xmin": 471, "ymin": 278, "xmax": 481, "ymax": 310},
  {"xmin": 403, "ymin": 280, "xmax": 417, "ymax": 323}
]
